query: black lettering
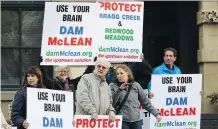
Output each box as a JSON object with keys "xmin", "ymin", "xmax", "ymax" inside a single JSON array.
[
  {"xmin": 143, "ymin": 112, "xmax": 150, "ymax": 117},
  {"xmin": 168, "ymin": 86, "xmax": 186, "ymax": 93},
  {"xmin": 52, "ymin": 93, "xmax": 66, "ymax": 102},
  {"xmin": 56, "ymin": 5, "xmax": 68, "ymax": 12},
  {"xmin": 62, "ymin": 14, "xmax": 82, "ymax": 22},
  {"xmin": 177, "ymin": 77, "xmax": 192, "ymax": 84},
  {"xmin": 162, "ymin": 77, "xmax": 173, "ymax": 84},
  {"xmin": 72, "ymin": 5, "xmax": 90, "ymax": 12},
  {"xmin": 44, "ymin": 103, "xmax": 61, "ymax": 112},
  {"xmin": 38, "ymin": 92, "xmax": 48, "ymax": 100}
]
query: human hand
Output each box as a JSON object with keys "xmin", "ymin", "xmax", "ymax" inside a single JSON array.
[
  {"xmin": 200, "ymin": 90, "xmax": 203, "ymax": 95},
  {"xmin": 23, "ymin": 120, "xmax": 29, "ymax": 129},
  {"xmin": 91, "ymin": 112, "xmax": 98, "ymax": 121},
  {"xmin": 108, "ymin": 111, "xmax": 116, "ymax": 122},
  {"xmin": 140, "ymin": 53, "xmax": 144, "ymax": 60},
  {"xmin": 148, "ymin": 92, "xmax": 154, "ymax": 99},
  {"xmin": 72, "ymin": 119, "xmax": 75, "ymax": 126},
  {"xmin": 156, "ymin": 114, "xmax": 162, "ymax": 122},
  {"xmin": 120, "ymin": 83, "xmax": 128, "ymax": 89}
]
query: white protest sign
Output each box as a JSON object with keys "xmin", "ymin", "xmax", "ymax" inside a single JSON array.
[
  {"xmin": 74, "ymin": 115, "xmax": 122, "ymax": 129},
  {"xmin": 96, "ymin": 2, "xmax": 144, "ymax": 62},
  {"xmin": 41, "ymin": 2, "xmax": 99, "ymax": 65},
  {"xmin": 27, "ymin": 88, "xmax": 74, "ymax": 129},
  {"xmin": 139, "ymin": 89, "xmax": 150, "ymax": 129},
  {"xmin": 150, "ymin": 74, "xmax": 202, "ymax": 129}
]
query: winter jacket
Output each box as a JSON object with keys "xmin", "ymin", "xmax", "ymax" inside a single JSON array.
[
  {"xmin": 76, "ymin": 73, "xmax": 115, "ymax": 115},
  {"xmin": 110, "ymin": 81, "xmax": 160, "ymax": 122}
]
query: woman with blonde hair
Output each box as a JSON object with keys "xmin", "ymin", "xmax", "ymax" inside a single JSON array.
[{"xmin": 109, "ymin": 64, "xmax": 161, "ymax": 129}]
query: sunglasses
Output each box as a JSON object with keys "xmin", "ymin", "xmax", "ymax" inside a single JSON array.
[{"xmin": 97, "ymin": 65, "xmax": 107, "ymax": 70}]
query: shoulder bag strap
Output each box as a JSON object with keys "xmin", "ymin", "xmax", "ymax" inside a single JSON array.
[{"xmin": 116, "ymin": 84, "xmax": 132, "ymax": 115}]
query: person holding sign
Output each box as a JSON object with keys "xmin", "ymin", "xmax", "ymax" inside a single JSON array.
[
  {"xmin": 109, "ymin": 64, "xmax": 161, "ymax": 129},
  {"xmin": 11, "ymin": 66, "xmax": 46, "ymax": 129},
  {"xmin": 148, "ymin": 47, "xmax": 182, "ymax": 98},
  {"xmin": 76, "ymin": 59, "xmax": 116, "ymax": 122}
]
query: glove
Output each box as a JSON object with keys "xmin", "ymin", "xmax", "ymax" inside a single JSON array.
[
  {"xmin": 38, "ymin": 56, "xmax": 43, "ymax": 63},
  {"xmin": 37, "ymin": 56, "xmax": 43, "ymax": 67},
  {"xmin": 94, "ymin": 56, "xmax": 97, "ymax": 62},
  {"xmin": 108, "ymin": 111, "xmax": 116, "ymax": 122},
  {"xmin": 91, "ymin": 112, "xmax": 98, "ymax": 121}
]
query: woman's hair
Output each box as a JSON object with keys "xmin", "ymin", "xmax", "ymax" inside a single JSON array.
[
  {"xmin": 54, "ymin": 65, "xmax": 70, "ymax": 77},
  {"xmin": 22, "ymin": 66, "xmax": 43, "ymax": 87},
  {"xmin": 115, "ymin": 64, "xmax": 134, "ymax": 82}
]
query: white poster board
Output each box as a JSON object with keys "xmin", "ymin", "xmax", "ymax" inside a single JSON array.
[
  {"xmin": 41, "ymin": 2, "xmax": 99, "ymax": 65},
  {"xmin": 96, "ymin": 2, "xmax": 144, "ymax": 62},
  {"xmin": 27, "ymin": 88, "xmax": 74, "ymax": 129},
  {"xmin": 74, "ymin": 115, "xmax": 122, "ymax": 129},
  {"xmin": 150, "ymin": 74, "xmax": 202, "ymax": 129}
]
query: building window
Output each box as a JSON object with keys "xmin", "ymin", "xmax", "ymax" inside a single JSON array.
[{"xmin": 1, "ymin": 9, "xmax": 44, "ymax": 91}]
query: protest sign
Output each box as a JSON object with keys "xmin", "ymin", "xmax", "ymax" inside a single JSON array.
[
  {"xmin": 40, "ymin": 2, "xmax": 99, "ymax": 65},
  {"xmin": 27, "ymin": 88, "xmax": 74, "ymax": 129},
  {"xmin": 96, "ymin": 2, "xmax": 144, "ymax": 62},
  {"xmin": 150, "ymin": 74, "xmax": 202, "ymax": 129},
  {"xmin": 74, "ymin": 115, "xmax": 122, "ymax": 129}
]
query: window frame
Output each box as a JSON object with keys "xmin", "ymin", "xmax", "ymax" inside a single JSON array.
[{"xmin": 1, "ymin": 2, "xmax": 48, "ymax": 91}]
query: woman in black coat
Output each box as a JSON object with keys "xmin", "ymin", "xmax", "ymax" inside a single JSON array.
[{"xmin": 11, "ymin": 66, "xmax": 46, "ymax": 129}]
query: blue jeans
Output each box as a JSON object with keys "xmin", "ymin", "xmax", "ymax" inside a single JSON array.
[{"xmin": 122, "ymin": 121, "xmax": 142, "ymax": 129}]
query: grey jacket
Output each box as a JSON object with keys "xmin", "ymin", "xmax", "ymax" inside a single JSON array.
[
  {"xmin": 110, "ymin": 81, "xmax": 160, "ymax": 122},
  {"xmin": 76, "ymin": 73, "xmax": 115, "ymax": 115}
]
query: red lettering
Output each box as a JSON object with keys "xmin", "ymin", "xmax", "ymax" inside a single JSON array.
[
  {"xmin": 48, "ymin": 37, "xmax": 57, "ymax": 45},
  {"xmin": 165, "ymin": 110, "xmax": 169, "ymax": 116},
  {"xmin": 89, "ymin": 120, "xmax": 96, "ymax": 128},
  {"xmin": 57, "ymin": 39, "xmax": 62, "ymax": 45},
  {"xmin": 114, "ymin": 119, "xmax": 120, "ymax": 128},
  {"xmin": 99, "ymin": 2, "xmax": 142, "ymax": 12},
  {"xmin": 47, "ymin": 37, "xmax": 92, "ymax": 46},
  {"xmin": 75, "ymin": 119, "xmax": 82, "ymax": 128},
  {"xmin": 130, "ymin": 4, "xmax": 135, "ymax": 12},
  {"xmin": 183, "ymin": 108, "xmax": 188, "ymax": 115},
  {"xmin": 71, "ymin": 38, "xmax": 77, "ymax": 45},
  {"xmin": 108, "ymin": 121, "xmax": 114, "ymax": 128},
  {"xmin": 75, "ymin": 118, "xmax": 121, "ymax": 128},
  {"xmin": 158, "ymin": 107, "xmax": 196, "ymax": 116},
  {"xmin": 97, "ymin": 119, "xmax": 102, "ymax": 127},
  {"xmin": 176, "ymin": 108, "xmax": 182, "ymax": 116},
  {"xmin": 190, "ymin": 107, "xmax": 196, "ymax": 115},
  {"xmin": 83, "ymin": 119, "xmax": 89, "ymax": 128},
  {"xmin": 102, "ymin": 119, "xmax": 108, "ymax": 128},
  {"xmin": 118, "ymin": 3, "xmax": 124, "ymax": 11},
  {"xmin": 64, "ymin": 37, "xmax": 68, "ymax": 45},
  {"xmin": 104, "ymin": 2, "xmax": 110, "ymax": 10},
  {"xmin": 111, "ymin": 3, "xmax": 118, "ymax": 10},
  {"xmin": 170, "ymin": 108, "xmax": 175, "ymax": 116}
]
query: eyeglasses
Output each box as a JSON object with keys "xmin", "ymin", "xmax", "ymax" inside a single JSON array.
[{"xmin": 97, "ymin": 65, "xmax": 107, "ymax": 70}]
